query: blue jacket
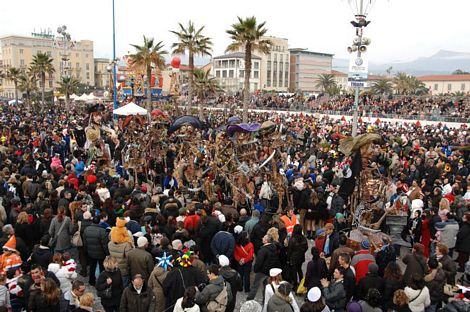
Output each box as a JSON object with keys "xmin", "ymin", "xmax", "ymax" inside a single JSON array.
[{"xmin": 210, "ymin": 231, "xmax": 235, "ymax": 259}]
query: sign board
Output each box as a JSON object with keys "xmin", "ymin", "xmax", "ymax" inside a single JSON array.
[
  {"xmin": 348, "ymin": 55, "xmax": 368, "ymax": 81},
  {"xmin": 348, "ymin": 81, "xmax": 368, "ymax": 88}
]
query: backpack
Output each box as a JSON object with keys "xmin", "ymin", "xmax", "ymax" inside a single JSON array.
[{"xmin": 207, "ymin": 283, "xmax": 228, "ymax": 312}]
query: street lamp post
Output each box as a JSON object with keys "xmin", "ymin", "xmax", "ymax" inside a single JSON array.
[
  {"xmin": 347, "ymin": 0, "xmax": 373, "ymax": 137},
  {"xmin": 57, "ymin": 25, "xmax": 72, "ymax": 111},
  {"xmin": 112, "ymin": 0, "xmax": 118, "ymax": 111}
]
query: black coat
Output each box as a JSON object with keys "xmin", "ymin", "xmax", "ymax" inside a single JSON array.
[
  {"xmin": 356, "ymin": 273, "xmax": 385, "ymax": 300},
  {"xmin": 253, "ymin": 243, "xmax": 281, "ymax": 275},
  {"xmin": 383, "ymin": 279, "xmax": 404, "ymax": 311},
  {"xmin": 30, "ymin": 245, "xmax": 54, "ymax": 270},
  {"xmin": 456, "ymin": 222, "xmax": 470, "ymax": 253},
  {"xmin": 250, "ymin": 222, "xmax": 269, "ymax": 254},
  {"xmin": 83, "ymin": 223, "xmax": 109, "ymax": 259},
  {"xmin": 198, "ymin": 216, "xmax": 220, "ymax": 263},
  {"xmin": 287, "ymin": 235, "xmax": 308, "ymax": 265},
  {"xmin": 120, "ymin": 281, "xmax": 155, "ymax": 312},
  {"xmin": 96, "ymin": 269, "xmax": 123, "ymax": 308},
  {"xmin": 162, "ymin": 266, "xmax": 207, "ymax": 309},
  {"xmin": 304, "ymin": 258, "xmax": 328, "ymax": 290}
]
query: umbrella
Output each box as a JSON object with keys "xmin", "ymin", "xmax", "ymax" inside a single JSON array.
[
  {"xmin": 113, "ymin": 102, "xmax": 148, "ymax": 116},
  {"xmin": 226, "ymin": 123, "xmax": 261, "ymax": 137},
  {"xmin": 227, "ymin": 116, "xmax": 242, "ymax": 125},
  {"xmin": 168, "ymin": 115, "xmax": 203, "ymax": 134},
  {"xmin": 151, "ymin": 109, "xmax": 170, "ymax": 121}
]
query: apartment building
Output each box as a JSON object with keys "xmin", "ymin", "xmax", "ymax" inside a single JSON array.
[{"xmin": 289, "ymin": 49, "xmax": 333, "ymax": 93}]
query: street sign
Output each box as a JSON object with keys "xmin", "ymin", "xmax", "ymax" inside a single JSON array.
[
  {"xmin": 348, "ymin": 81, "xmax": 368, "ymax": 88},
  {"xmin": 348, "ymin": 55, "xmax": 368, "ymax": 81}
]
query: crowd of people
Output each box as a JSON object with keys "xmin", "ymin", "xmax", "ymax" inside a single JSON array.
[
  {"xmin": 213, "ymin": 94, "xmax": 470, "ymax": 122},
  {"xmin": 0, "ymin": 98, "xmax": 468, "ymax": 312}
]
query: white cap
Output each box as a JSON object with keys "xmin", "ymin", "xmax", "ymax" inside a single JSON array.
[
  {"xmin": 234, "ymin": 225, "xmax": 243, "ymax": 234},
  {"xmin": 218, "ymin": 214, "xmax": 226, "ymax": 223},
  {"xmin": 307, "ymin": 287, "xmax": 322, "ymax": 302},
  {"xmin": 218, "ymin": 255, "xmax": 230, "ymax": 267},
  {"xmin": 137, "ymin": 236, "xmax": 148, "ymax": 248},
  {"xmin": 269, "ymin": 268, "xmax": 282, "ymax": 277}
]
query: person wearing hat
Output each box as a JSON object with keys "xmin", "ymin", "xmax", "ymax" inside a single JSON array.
[
  {"xmin": 300, "ymin": 287, "xmax": 329, "ymax": 312},
  {"xmin": 0, "ymin": 235, "xmax": 22, "ymax": 274},
  {"xmin": 266, "ymin": 282, "xmax": 298, "ymax": 312},
  {"xmin": 262, "ymin": 268, "xmax": 300, "ymax": 312},
  {"xmin": 218, "ymin": 255, "xmax": 242, "ymax": 312},
  {"xmin": 120, "ymin": 273, "xmax": 156, "ymax": 312},
  {"xmin": 126, "ymin": 236, "xmax": 154, "ymax": 282},
  {"xmin": 351, "ymin": 240, "xmax": 376, "ymax": 284}
]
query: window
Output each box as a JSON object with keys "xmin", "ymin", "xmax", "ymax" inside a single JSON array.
[
  {"xmin": 86, "ymin": 63, "xmax": 90, "ymax": 70},
  {"xmin": 253, "ymin": 71, "xmax": 259, "ymax": 79},
  {"xmin": 86, "ymin": 72, "xmax": 90, "ymax": 79},
  {"xmin": 229, "ymin": 70, "xmax": 234, "ymax": 78},
  {"xmin": 216, "ymin": 71, "xmax": 220, "ymax": 78},
  {"xmin": 254, "ymin": 62, "xmax": 259, "ymax": 69},
  {"xmin": 48, "ymin": 81, "xmax": 53, "ymax": 88},
  {"xmin": 267, "ymin": 61, "xmax": 271, "ymax": 71},
  {"xmin": 20, "ymin": 59, "xmax": 25, "ymax": 66},
  {"xmin": 222, "ymin": 60, "xmax": 228, "ymax": 68},
  {"xmin": 267, "ymin": 80, "xmax": 271, "ymax": 87},
  {"xmin": 447, "ymin": 84, "xmax": 452, "ymax": 91},
  {"xmin": 236, "ymin": 60, "xmax": 239, "ymax": 68},
  {"xmin": 461, "ymin": 83, "xmax": 466, "ymax": 91},
  {"xmin": 274, "ymin": 54, "xmax": 277, "ymax": 61},
  {"xmin": 279, "ymin": 72, "xmax": 283, "ymax": 87},
  {"xmin": 434, "ymin": 84, "xmax": 438, "ymax": 91},
  {"xmin": 48, "ymin": 73, "xmax": 53, "ymax": 79},
  {"xmin": 19, "ymin": 49, "xmax": 23, "ymax": 54},
  {"xmin": 76, "ymin": 62, "xmax": 80, "ymax": 69},
  {"xmin": 239, "ymin": 70, "xmax": 244, "ymax": 78},
  {"xmin": 222, "ymin": 70, "xmax": 227, "ymax": 78},
  {"xmin": 280, "ymin": 54, "xmax": 283, "ymax": 62},
  {"xmin": 229, "ymin": 60, "xmax": 235, "ymax": 68}
]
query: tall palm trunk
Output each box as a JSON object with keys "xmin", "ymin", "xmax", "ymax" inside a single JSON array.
[
  {"xmin": 65, "ymin": 93, "xmax": 70, "ymax": 113},
  {"xmin": 188, "ymin": 51, "xmax": 194, "ymax": 113},
  {"xmin": 14, "ymin": 81, "xmax": 18, "ymax": 106},
  {"xmin": 243, "ymin": 44, "xmax": 252, "ymax": 122},
  {"xmin": 41, "ymin": 72, "xmax": 46, "ymax": 111},
  {"xmin": 147, "ymin": 65, "xmax": 152, "ymax": 109}
]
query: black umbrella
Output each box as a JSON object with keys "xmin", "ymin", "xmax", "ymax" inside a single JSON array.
[{"xmin": 168, "ymin": 115, "xmax": 203, "ymax": 134}]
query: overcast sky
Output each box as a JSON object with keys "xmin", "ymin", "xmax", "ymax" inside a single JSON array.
[{"xmin": 2, "ymin": 0, "xmax": 469, "ymax": 64}]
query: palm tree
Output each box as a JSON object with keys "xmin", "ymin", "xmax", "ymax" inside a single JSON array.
[
  {"xmin": 193, "ymin": 69, "xmax": 223, "ymax": 119},
  {"xmin": 226, "ymin": 16, "xmax": 271, "ymax": 122},
  {"xmin": 393, "ymin": 72, "xmax": 411, "ymax": 95},
  {"xmin": 370, "ymin": 79, "xmax": 393, "ymax": 95},
  {"xmin": 30, "ymin": 52, "xmax": 55, "ymax": 110},
  {"xmin": 5, "ymin": 67, "xmax": 22, "ymax": 105},
  {"xmin": 315, "ymin": 73, "xmax": 337, "ymax": 95},
  {"xmin": 58, "ymin": 76, "xmax": 80, "ymax": 111},
  {"xmin": 18, "ymin": 69, "xmax": 38, "ymax": 110},
  {"xmin": 170, "ymin": 21, "xmax": 213, "ymax": 113},
  {"xmin": 129, "ymin": 36, "xmax": 167, "ymax": 108}
]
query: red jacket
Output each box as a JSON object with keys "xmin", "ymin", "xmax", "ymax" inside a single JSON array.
[
  {"xmin": 351, "ymin": 250, "xmax": 376, "ymax": 284},
  {"xmin": 184, "ymin": 214, "xmax": 201, "ymax": 232},
  {"xmin": 234, "ymin": 243, "xmax": 254, "ymax": 264}
]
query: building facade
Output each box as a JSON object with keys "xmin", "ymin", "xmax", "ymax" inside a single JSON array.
[
  {"xmin": 0, "ymin": 34, "xmax": 94, "ymax": 98},
  {"xmin": 332, "ymin": 70, "xmax": 348, "ymax": 91},
  {"xmin": 259, "ymin": 36, "xmax": 290, "ymax": 92},
  {"xmin": 418, "ymin": 74, "xmax": 470, "ymax": 95},
  {"xmin": 94, "ymin": 58, "xmax": 111, "ymax": 90},
  {"xmin": 289, "ymin": 49, "xmax": 333, "ymax": 93},
  {"xmin": 211, "ymin": 52, "xmax": 261, "ymax": 93}
]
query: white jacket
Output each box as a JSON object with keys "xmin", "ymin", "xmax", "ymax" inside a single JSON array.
[
  {"xmin": 173, "ymin": 297, "xmax": 200, "ymax": 312},
  {"xmin": 48, "ymin": 263, "xmax": 77, "ymax": 294},
  {"xmin": 404, "ymin": 286, "xmax": 431, "ymax": 312}
]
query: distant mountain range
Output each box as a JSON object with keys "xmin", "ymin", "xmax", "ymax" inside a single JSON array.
[{"xmin": 332, "ymin": 50, "xmax": 470, "ymax": 76}]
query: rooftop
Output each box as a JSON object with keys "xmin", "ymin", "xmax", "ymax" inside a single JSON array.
[
  {"xmin": 289, "ymin": 48, "xmax": 334, "ymax": 57},
  {"xmin": 418, "ymin": 74, "xmax": 470, "ymax": 81},
  {"xmin": 213, "ymin": 52, "xmax": 261, "ymax": 60}
]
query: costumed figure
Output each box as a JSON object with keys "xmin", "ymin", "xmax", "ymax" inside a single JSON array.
[{"xmin": 84, "ymin": 104, "xmax": 116, "ymax": 167}]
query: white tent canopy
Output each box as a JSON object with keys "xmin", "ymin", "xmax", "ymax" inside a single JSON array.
[
  {"xmin": 8, "ymin": 99, "xmax": 23, "ymax": 105},
  {"xmin": 70, "ymin": 94, "xmax": 79, "ymax": 100},
  {"xmin": 77, "ymin": 93, "xmax": 88, "ymax": 101},
  {"xmin": 113, "ymin": 102, "xmax": 148, "ymax": 116}
]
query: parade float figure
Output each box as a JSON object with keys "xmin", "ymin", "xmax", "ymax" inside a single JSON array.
[
  {"xmin": 337, "ymin": 133, "xmax": 396, "ymax": 251},
  {"xmin": 84, "ymin": 104, "xmax": 115, "ymax": 167}
]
